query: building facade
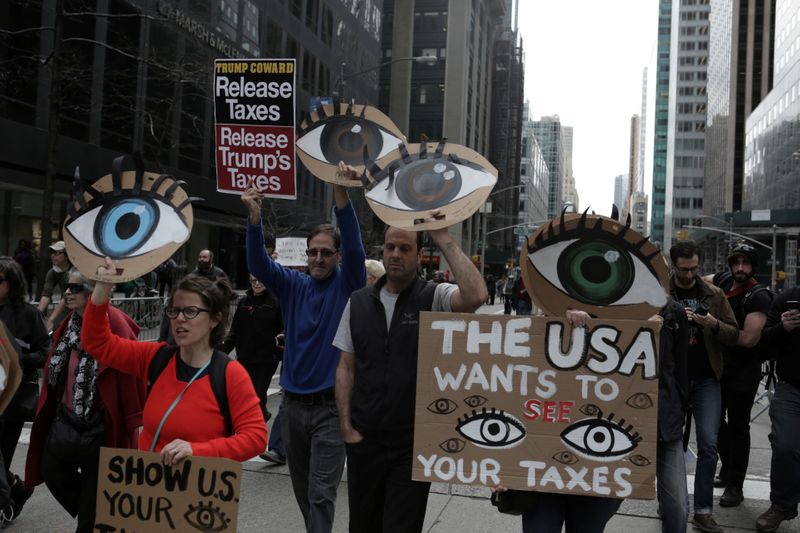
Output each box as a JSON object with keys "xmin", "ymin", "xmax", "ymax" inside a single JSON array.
[
  {"xmin": 0, "ymin": 0, "xmax": 383, "ymax": 287},
  {"xmin": 379, "ymin": 0, "xmax": 518, "ymax": 270},
  {"xmin": 661, "ymin": 0, "xmax": 711, "ymax": 251},
  {"xmin": 532, "ymin": 115, "xmax": 566, "ymax": 219},
  {"xmin": 614, "ymin": 174, "xmax": 629, "ymax": 210},
  {"xmin": 651, "ymin": 0, "xmax": 674, "ymax": 246},
  {"xmin": 519, "ymin": 102, "xmax": 549, "ymax": 227}
]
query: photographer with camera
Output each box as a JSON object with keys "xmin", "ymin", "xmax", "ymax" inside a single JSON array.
[{"xmin": 668, "ymin": 241, "xmax": 739, "ymax": 533}]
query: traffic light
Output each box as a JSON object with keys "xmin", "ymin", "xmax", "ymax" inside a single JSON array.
[{"xmin": 776, "ymin": 271, "xmax": 786, "ymax": 281}]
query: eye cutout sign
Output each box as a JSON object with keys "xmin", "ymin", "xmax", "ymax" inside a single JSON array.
[
  {"xmin": 362, "ymin": 140, "xmax": 498, "ymax": 231},
  {"xmin": 63, "ymin": 153, "xmax": 195, "ymax": 283},
  {"xmin": 296, "ymin": 102, "xmax": 406, "ymax": 186},
  {"xmin": 521, "ymin": 210, "xmax": 670, "ymax": 321}
]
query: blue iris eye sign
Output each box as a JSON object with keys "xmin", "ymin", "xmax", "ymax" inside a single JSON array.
[{"xmin": 95, "ymin": 198, "xmax": 159, "ymax": 257}]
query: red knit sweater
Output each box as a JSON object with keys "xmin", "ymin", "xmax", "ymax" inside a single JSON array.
[{"xmin": 82, "ymin": 300, "xmax": 267, "ymax": 461}]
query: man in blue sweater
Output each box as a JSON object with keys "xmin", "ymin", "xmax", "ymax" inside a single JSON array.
[{"xmin": 242, "ymin": 171, "xmax": 365, "ymax": 533}]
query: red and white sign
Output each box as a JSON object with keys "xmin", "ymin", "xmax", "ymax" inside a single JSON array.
[{"xmin": 214, "ymin": 59, "xmax": 296, "ymax": 198}]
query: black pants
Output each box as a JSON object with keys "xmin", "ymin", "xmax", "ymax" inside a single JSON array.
[
  {"xmin": 0, "ymin": 414, "xmax": 25, "ymax": 483},
  {"xmin": 241, "ymin": 360, "xmax": 279, "ymax": 421},
  {"xmin": 346, "ymin": 436, "xmax": 430, "ymax": 533},
  {"xmin": 717, "ymin": 370, "xmax": 761, "ymax": 489},
  {"xmin": 41, "ymin": 435, "xmax": 101, "ymax": 533}
]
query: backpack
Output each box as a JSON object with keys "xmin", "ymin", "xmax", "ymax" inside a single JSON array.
[{"xmin": 147, "ymin": 345, "xmax": 233, "ymax": 436}]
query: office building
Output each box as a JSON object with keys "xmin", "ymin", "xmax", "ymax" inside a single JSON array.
[
  {"xmin": 650, "ymin": 0, "xmax": 710, "ymax": 251},
  {"xmin": 519, "ymin": 102, "xmax": 549, "ymax": 227},
  {"xmin": 533, "ymin": 115, "xmax": 566, "ymax": 218},
  {"xmin": 615, "ymin": 174, "xmax": 629, "ymax": 211},
  {"xmin": 0, "ymin": 0, "xmax": 383, "ymax": 286}
]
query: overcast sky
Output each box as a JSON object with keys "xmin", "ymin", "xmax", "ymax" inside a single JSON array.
[{"xmin": 516, "ymin": 0, "xmax": 659, "ymax": 217}]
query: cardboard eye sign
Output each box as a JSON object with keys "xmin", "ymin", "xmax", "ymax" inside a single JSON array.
[
  {"xmin": 296, "ymin": 103, "xmax": 406, "ymax": 186},
  {"xmin": 63, "ymin": 154, "xmax": 195, "ymax": 283},
  {"xmin": 521, "ymin": 211, "xmax": 670, "ymax": 320},
  {"xmin": 362, "ymin": 140, "xmax": 498, "ymax": 231}
]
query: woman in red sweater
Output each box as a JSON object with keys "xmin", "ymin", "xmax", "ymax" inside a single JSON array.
[{"xmin": 80, "ymin": 257, "xmax": 267, "ymax": 465}]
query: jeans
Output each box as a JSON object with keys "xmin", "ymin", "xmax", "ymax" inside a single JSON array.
[
  {"xmin": 768, "ymin": 382, "xmax": 800, "ymax": 509},
  {"xmin": 520, "ymin": 493, "xmax": 622, "ymax": 533},
  {"xmin": 717, "ymin": 370, "xmax": 760, "ymax": 489},
  {"xmin": 657, "ymin": 439, "xmax": 688, "ymax": 533},
  {"xmin": 688, "ymin": 377, "xmax": 721, "ymax": 514},
  {"xmin": 517, "ymin": 300, "xmax": 532, "ymax": 316},
  {"xmin": 345, "ymin": 435, "xmax": 430, "ymax": 533},
  {"xmin": 281, "ymin": 394, "xmax": 345, "ymax": 533},
  {"xmin": 268, "ymin": 401, "xmax": 286, "ymax": 455}
]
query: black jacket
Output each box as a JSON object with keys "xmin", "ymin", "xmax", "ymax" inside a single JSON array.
[
  {"xmin": 762, "ymin": 286, "xmax": 800, "ymax": 386},
  {"xmin": 0, "ymin": 301, "xmax": 50, "ymax": 380},
  {"xmin": 222, "ymin": 288, "xmax": 283, "ymax": 365},
  {"xmin": 657, "ymin": 298, "xmax": 690, "ymax": 442},
  {"xmin": 349, "ymin": 276, "xmax": 436, "ymax": 437}
]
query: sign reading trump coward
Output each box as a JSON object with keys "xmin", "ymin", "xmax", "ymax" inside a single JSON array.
[
  {"xmin": 214, "ymin": 59, "xmax": 296, "ymax": 198},
  {"xmin": 95, "ymin": 448, "xmax": 242, "ymax": 533},
  {"xmin": 412, "ymin": 312, "xmax": 660, "ymax": 500}
]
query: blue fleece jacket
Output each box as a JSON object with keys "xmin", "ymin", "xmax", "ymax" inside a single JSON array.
[{"xmin": 246, "ymin": 201, "xmax": 365, "ymax": 393}]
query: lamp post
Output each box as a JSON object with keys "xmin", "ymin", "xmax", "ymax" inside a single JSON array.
[
  {"xmin": 480, "ymin": 184, "xmax": 526, "ymax": 275},
  {"xmin": 334, "ymin": 55, "xmax": 438, "ymax": 100}
]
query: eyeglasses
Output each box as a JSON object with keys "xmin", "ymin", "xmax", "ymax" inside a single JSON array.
[
  {"xmin": 675, "ymin": 266, "xmax": 699, "ymax": 274},
  {"xmin": 164, "ymin": 306, "xmax": 210, "ymax": 319},
  {"xmin": 64, "ymin": 283, "xmax": 85, "ymax": 294},
  {"xmin": 305, "ymin": 248, "xmax": 337, "ymax": 258}
]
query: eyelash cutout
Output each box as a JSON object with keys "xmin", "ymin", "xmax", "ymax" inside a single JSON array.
[
  {"xmin": 296, "ymin": 101, "xmax": 405, "ymax": 168},
  {"xmin": 361, "ymin": 140, "xmax": 497, "ymax": 226},
  {"xmin": 65, "ymin": 153, "xmax": 199, "ymax": 260},
  {"xmin": 527, "ymin": 209, "xmax": 662, "ymax": 279},
  {"xmin": 524, "ymin": 209, "xmax": 669, "ymax": 309}
]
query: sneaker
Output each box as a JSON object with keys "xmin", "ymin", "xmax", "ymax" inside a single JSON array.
[
  {"xmin": 259, "ymin": 450, "xmax": 286, "ymax": 465},
  {"xmin": 720, "ymin": 486, "xmax": 744, "ymax": 507},
  {"xmin": 691, "ymin": 513, "xmax": 724, "ymax": 533},
  {"xmin": 756, "ymin": 503, "xmax": 798, "ymax": 532},
  {"xmin": 8, "ymin": 474, "xmax": 33, "ymax": 519}
]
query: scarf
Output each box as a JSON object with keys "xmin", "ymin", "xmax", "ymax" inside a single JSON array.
[{"xmin": 48, "ymin": 312, "xmax": 98, "ymax": 421}]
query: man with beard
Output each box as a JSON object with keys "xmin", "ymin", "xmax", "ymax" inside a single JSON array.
[
  {"xmin": 333, "ymin": 226, "xmax": 487, "ymax": 532},
  {"xmin": 669, "ymin": 241, "xmax": 738, "ymax": 533},
  {"xmin": 191, "ymin": 249, "xmax": 228, "ymax": 281},
  {"xmin": 703, "ymin": 243, "xmax": 772, "ymax": 507}
]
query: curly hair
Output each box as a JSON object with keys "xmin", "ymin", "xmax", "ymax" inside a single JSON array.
[{"xmin": 171, "ymin": 275, "xmax": 234, "ymax": 347}]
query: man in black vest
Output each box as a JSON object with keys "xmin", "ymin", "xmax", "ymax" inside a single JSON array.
[
  {"xmin": 333, "ymin": 226, "xmax": 487, "ymax": 533},
  {"xmin": 703, "ymin": 243, "xmax": 771, "ymax": 508}
]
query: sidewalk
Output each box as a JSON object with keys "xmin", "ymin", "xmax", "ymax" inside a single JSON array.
[{"xmin": 9, "ymin": 303, "xmax": 799, "ymax": 532}]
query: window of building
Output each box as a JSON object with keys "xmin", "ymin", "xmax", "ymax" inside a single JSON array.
[
  {"xmin": 306, "ymin": 0, "xmax": 318, "ymax": 31},
  {"xmin": 321, "ymin": 6, "xmax": 333, "ymax": 46},
  {"xmin": 289, "ymin": 0, "xmax": 302, "ymax": 19},
  {"xmin": 265, "ymin": 18, "xmax": 283, "ymax": 56}
]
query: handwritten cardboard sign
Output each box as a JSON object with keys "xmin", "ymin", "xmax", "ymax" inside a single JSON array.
[
  {"xmin": 412, "ymin": 312, "xmax": 660, "ymax": 500},
  {"xmin": 95, "ymin": 448, "xmax": 242, "ymax": 533},
  {"xmin": 274, "ymin": 237, "xmax": 307, "ymax": 267},
  {"xmin": 214, "ymin": 59, "xmax": 296, "ymax": 198}
]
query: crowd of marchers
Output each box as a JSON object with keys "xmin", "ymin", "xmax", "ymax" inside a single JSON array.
[{"xmin": 0, "ymin": 168, "xmax": 798, "ymax": 533}]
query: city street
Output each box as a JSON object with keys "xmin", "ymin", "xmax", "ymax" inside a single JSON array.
[{"xmin": 5, "ymin": 303, "xmax": 797, "ymax": 532}]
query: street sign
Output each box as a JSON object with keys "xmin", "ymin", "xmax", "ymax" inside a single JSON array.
[{"xmin": 513, "ymin": 226, "xmax": 531, "ymax": 236}]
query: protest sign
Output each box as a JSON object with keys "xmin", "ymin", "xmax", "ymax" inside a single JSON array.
[
  {"xmin": 412, "ymin": 312, "xmax": 660, "ymax": 499},
  {"xmin": 275, "ymin": 237, "xmax": 307, "ymax": 267},
  {"xmin": 362, "ymin": 141, "xmax": 498, "ymax": 231},
  {"xmin": 95, "ymin": 448, "xmax": 242, "ymax": 533},
  {"xmin": 214, "ymin": 59, "xmax": 296, "ymax": 198},
  {"xmin": 63, "ymin": 154, "xmax": 194, "ymax": 284}
]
